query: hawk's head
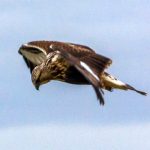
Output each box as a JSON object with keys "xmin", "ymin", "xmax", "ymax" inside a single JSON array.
[
  {"xmin": 31, "ymin": 65, "xmax": 41, "ymax": 90},
  {"xmin": 31, "ymin": 63, "xmax": 51, "ymax": 90}
]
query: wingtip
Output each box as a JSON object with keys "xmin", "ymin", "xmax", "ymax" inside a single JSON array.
[
  {"xmin": 18, "ymin": 48, "xmax": 22, "ymax": 54},
  {"xmin": 126, "ymin": 84, "xmax": 147, "ymax": 96},
  {"xmin": 137, "ymin": 91, "xmax": 147, "ymax": 96},
  {"xmin": 100, "ymin": 100, "xmax": 105, "ymax": 106},
  {"xmin": 18, "ymin": 44, "xmax": 25, "ymax": 54},
  {"xmin": 93, "ymin": 86, "xmax": 105, "ymax": 106}
]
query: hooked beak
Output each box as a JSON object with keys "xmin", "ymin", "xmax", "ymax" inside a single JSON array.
[{"xmin": 35, "ymin": 83, "xmax": 40, "ymax": 90}]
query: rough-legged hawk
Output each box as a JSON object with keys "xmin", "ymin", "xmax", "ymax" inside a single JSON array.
[{"xmin": 19, "ymin": 41, "xmax": 147, "ymax": 105}]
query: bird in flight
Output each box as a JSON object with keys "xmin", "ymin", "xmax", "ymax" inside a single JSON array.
[{"xmin": 19, "ymin": 41, "xmax": 147, "ymax": 105}]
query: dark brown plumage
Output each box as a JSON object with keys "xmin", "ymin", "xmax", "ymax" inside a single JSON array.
[{"xmin": 19, "ymin": 41, "xmax": 147, "ymax": 105}]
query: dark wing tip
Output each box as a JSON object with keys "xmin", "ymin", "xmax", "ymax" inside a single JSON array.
[
  {"xmin": 18, "ymin": 46, "xmax": 22, "ymax": 54},
  {"xmin": 136, "ymin": 90, "xmax": 147, "ymax": 96},
  {"xmin": 126, "ymin": 84, "xmax": 147, "ymax": 96},
  {"xmin": 93, "ymin": 86, "xmax": 105, "ymax": 105},
  {"xmin": 18, "ymin": 50, "xmax": 21, "ymax": 54}
]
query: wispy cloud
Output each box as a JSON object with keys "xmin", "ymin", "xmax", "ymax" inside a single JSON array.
[{"xmin": 0, "ymin": 123, "xmax": 150, "ymax": 150}]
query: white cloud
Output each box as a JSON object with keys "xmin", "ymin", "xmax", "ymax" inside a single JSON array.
[{"xmin": 0, "ymin": 123, "xmax": 150, "ymax": 150}]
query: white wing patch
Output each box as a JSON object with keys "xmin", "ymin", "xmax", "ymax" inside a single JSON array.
[
  {"xmin": 51, "ymin": 54, "xmax": 60, "ymax": 62},
  {"xmin": 20, "ymin": 44, "xmax": 47, "ymax": 65},
  {"xmin": 113, "ymin": 79, "xmax": 125, "ymax": 86},
  {"xmin": 21, "ymin": 50, "xmax": 46, "ymax": 65},
  {"xmin": 109, "ymin": 75, "xmax": 125, "ymax": 86},
  {"xmin": 49, "ymin": 45, "xmax": 60, "ymax": 53},
  {"xmin": 104, "ymin": 74, "xmax": 126, "ymax": 87},
  {"xmin": 80, "ymin": 61, "xmax": 99, "ymax": 81},
  {"xmin": 23, "ymin": 43, "xmax": 47, "ymax": 55},
  {"xmin": 49, "ymin": 44, "xmax": 53, "ymax": 49}
]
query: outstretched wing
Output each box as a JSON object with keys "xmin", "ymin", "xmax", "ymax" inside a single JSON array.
[
  {"xmin": 50, "ymin": 42, "xmax": 112, "ymax": 105},
  {"xmin": 18, "ymin": 43, "xmax": 48, "ymax": 73}
]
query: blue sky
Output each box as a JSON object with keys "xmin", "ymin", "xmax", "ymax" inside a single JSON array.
[{"xmin": 0, "ymin": 0, "xmax": 150, "ymax": 149}]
